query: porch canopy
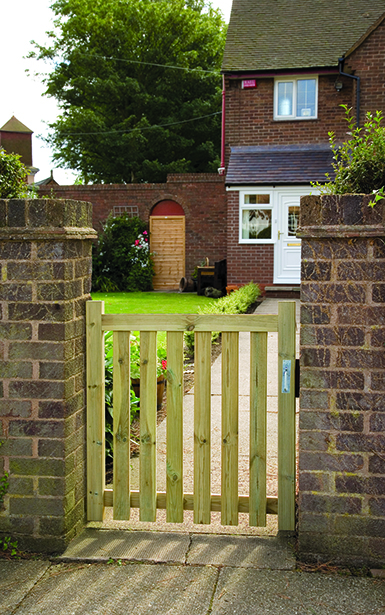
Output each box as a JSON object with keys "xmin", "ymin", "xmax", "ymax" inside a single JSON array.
[{"xmin": 226, "ymin": 144, "xmax": 334, "ymax": 185}]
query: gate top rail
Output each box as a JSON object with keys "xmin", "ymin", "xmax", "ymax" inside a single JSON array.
[{"xmin": 101, "ymin": 312, "xmax": 278, "ymax": 332}]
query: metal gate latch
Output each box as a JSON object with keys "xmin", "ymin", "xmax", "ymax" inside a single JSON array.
[{"xmin": 282, "ymin": 360, "xmax": 291, "ymax": 393}]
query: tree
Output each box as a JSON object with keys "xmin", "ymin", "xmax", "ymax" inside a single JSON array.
[
  {"xmin": 30, "ymin": 0, "xmax": 226, "ymax": 183},
  {"xmin": 0, "ymin": 150, "xmax": 29, "ymax": 198}
]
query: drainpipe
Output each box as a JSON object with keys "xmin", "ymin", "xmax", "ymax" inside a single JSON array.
[
  {"xmin": 338, "ymin": 57, "xmax": 361, "ymax": 127},
  {"xmin": 218, "ymin": 75, "xmax": 226, "ymax": 175}
]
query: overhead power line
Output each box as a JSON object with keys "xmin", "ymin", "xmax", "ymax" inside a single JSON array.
[
  {"xmin": 59, "ymin": 111, "xmax": 222, "ymax": 136},
  {"xmin": 74, "ymin": 52, "xmax": 221, "ymax": 75}
]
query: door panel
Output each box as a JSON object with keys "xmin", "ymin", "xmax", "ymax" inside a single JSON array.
[
  {"xmin": 274, "ymin": 193, "xmax": 302, "ymax": 284},
  {"xmin": 150, "ymin": 216, "xmax": 185, "ymax": 290}
]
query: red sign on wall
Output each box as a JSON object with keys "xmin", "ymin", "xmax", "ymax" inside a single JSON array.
[{"xmin": 242, "ymin": 79, "xmax": 257, "ymax": 89}]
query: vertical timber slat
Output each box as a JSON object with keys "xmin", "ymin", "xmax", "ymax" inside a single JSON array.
[
  {"xmin": 278, "ymin": 301, "xmax": 296, "ymax": 531},
  {"xmin": 86, "ymin": 301, "xmax": 105, "ymax": 521},
  {"xmin": 221, "ymin": 331, "xmax": 239, "ymax": 526},
  {"xmin": 139, "ymin": 331, "xmax": 157, "ymax": 521},
  {"xmin": 113, "ymin": 331, "xmax": 131, "ymax": 520},
  {"xmin": 249, "ymin": 332, "xmax": 267, "ymax": 527},
  {"xmin": 166, "ymin": 331, "xmax": 184, "ymax": 523},
  {"xmin": 194, "ymin": 331, "xmax": 211, "ymax": 524}
]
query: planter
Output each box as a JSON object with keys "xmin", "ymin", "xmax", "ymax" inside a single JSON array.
[
  {"xmin": 131, "ymin": 375, "xmax": 165, "ymax": 410},
  {"xmin": 179, "ymin": 276, "xmax": 196, "ymax": 292}
]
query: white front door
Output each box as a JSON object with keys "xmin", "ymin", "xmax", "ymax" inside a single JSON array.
[{"xmin": 274, "ymin": 190, "xmax": 306, "ymax": 284}]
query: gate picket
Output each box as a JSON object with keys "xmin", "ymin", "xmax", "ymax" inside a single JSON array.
[
  {"xmin": 194, "ymin": 331, "xmax": 212, "ymax": 524},
  {"xmin": 249, "ymin": 331, "xmax": 267, "ymax": 527},
  {"xmin": 86, "ymin": 301, "xmax": 105, "ymax": 522},
  {"xmin": 166, "ymin": 331, "xmax": 184, "ymax": 523},
  {"xmin": 113, "ymin": 331, "xmax": 131, "ymax": 520},
  {"xmin": 139, "ymin": 331, "xmax": 157, "ymax": 522},
  {"xmin": 221, "ymin": 331, "xmax": 239, "ymax": 526},
  {"xmin": 278, "ymin": 302, "xmax": 296, "ymax": 531}
]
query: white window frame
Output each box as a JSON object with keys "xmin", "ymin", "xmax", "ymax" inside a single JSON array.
[
  {"xmin": 274, "ymin": 75, "xmax": 318, "ymax": 121},
  {"xmin": 239, "ymin": 190, "xmax": 275, "ymax": 244}
]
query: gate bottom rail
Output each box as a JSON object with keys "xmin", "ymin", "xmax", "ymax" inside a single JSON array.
[{"xmin": 103, "ymin": 489, "xmax": 278, "ymax": 516}]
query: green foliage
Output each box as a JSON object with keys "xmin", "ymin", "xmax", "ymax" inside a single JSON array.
[
  {"xmin": 0, "ymin": 536, "xmax": 19, "ymax": 558},
  {"xmin": 92, "ymin": 215, "xmax": 154, "ymax": 292},
  {"xmin": 129, "ymin": 334, "xmax": 168, "ymax": 378},
  {"xmin": 29, "ymin": 0, "xmax": 227, "ymax": 183},
  {"xmin": 0, "ymin": 471, "xmax": 9, "ymax": 509},
  {"xmin": 184, "ymin": 282, "xmax": 261, "ymax": 350},
  {"xmin": 104, "ymin": 330, "xmax": 166, "ymax": 461},
  {"xmin": 312, "ymin": 105, "xmax": 385, "ymax": 200},
  {"xmin": 104, "ymin": 332, "xmax": 140, "ymax": 462},
  {"xmin": 0, "ymin": 150, "xmax": 29, "ymax": 199}
]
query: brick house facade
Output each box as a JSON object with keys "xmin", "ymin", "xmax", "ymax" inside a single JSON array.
[
  {"xmin": 222, "ymin": 1, "xmax": 385, "ymax": 288},
  {"xmin": 39, "ymin": 4, "xmax": 385, "ymax": 292}
]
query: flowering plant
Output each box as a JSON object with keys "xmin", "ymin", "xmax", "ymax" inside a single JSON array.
[
  {"xmin": 134, "ymin": 230, "xmax": 149, "ymax": 248},
  {"xmin": 92, "ymin": 215, "xmax": 154, "ymax": 292}
]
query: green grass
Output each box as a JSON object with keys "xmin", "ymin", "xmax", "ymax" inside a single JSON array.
[{"xmin": 91, "ymin": 291, "xmax": 216, "ymax": 314}]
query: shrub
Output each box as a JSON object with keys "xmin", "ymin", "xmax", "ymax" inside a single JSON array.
[
  {"xmin": 312, "ymin": 105, "xmax": 385, "ymax": 199},
  {"xmin": 184, "ymin": 281, "xmax": 261, "ymax": 351},
  {"xmin": 92, "ymin": 214, "xmax": 154, "ymax": 292},
  {"xmin": 0, "ymin": 149, "xmax": 29, "ymax": 199}
]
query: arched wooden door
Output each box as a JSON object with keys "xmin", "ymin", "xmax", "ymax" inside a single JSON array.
[{"xmin": 150, "ymin": 201, "xmax": 185, "ymax": 290}]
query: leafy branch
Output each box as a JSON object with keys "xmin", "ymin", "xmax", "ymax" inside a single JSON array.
[{"xmin": 312, "ymin": 105, "xmax": 385, "ymax": 205}]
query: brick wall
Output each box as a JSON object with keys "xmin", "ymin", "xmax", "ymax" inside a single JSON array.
[
  {"xmin": 226, "ymin": 191, "xmax": 274, "ymax": 286},
  {"xmin": 345, "ymin": 19, "xmax": 385, "ymax": 125},
  {"xmin": 298, "ymin": 194, "xmax": 385, "ymax": 567},
  {"xmin": 0, "ymin": 199, "xmax": 96, "ymax": 553},
  {"xmin": 40, "ymin": 174, "xmax": 227, "ymax": 280},
  {"xmin": 224, "ymin": 75, "xmax": 354, "ymax": 164}
]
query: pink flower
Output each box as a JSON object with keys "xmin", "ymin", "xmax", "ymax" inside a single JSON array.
[
  {"xmin": 143, "ymin": 231, "xmax": 148, "ymax": 235},
  {"xmin": 135, "ymin": 239, "xmax": 140, "ymax": 246},
  {"xmin": 161, "ymin": 360, "xmax": 167, "ymax": 370}
]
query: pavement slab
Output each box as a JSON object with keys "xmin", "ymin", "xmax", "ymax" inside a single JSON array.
[
  {"xmin": 210, "ymin": 569, "xmax": 385, "ymax": 615},
  {"xmin": 187, "ymin": 534, "xmax": 296, "ymax": 569},
  {"xmin": 11, "ymin": 562, "xmax": 218, "ymax": 615},
  {"xmin": 60, "ymin": 528, "xmax": 191, "ymax": 563},
  {"xmin": 0, "ymin": 560, "xmax": 49, "ymax": 615}
]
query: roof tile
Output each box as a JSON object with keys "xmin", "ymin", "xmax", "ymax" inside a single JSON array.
[{"xmin": 222, "ymin": 0, "xmax": 385, "ymax": 71}]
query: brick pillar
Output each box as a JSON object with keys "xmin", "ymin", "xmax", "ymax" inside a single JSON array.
[
  {"xmin": 0, "ymin": 199, "xmax": 97, "ymax": 553},
  {"xmin": 298, "ymin": 194, "xmax": 385, "ymax": 567}
]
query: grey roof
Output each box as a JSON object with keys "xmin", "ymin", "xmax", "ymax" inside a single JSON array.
[
  {"xmin": 222, "ymin": 0, "xmax": 385, "ymax": 72},
  {"xmin": 226, "ymin": 144, "xmax": 334, "ymax": 185}
]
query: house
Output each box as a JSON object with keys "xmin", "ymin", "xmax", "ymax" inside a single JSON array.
[
  {"xmin": 222, "ymin": 0, "xmax": 385, "ymax": 292},
  {"xmin": 0, "ymin": 116, "xmax": 39, "ymax": 184}
]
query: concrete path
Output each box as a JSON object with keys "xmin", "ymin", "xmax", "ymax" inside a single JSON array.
[{"xmin": 2, "ymin": 544, "xmax": 385, "ymax": 615}]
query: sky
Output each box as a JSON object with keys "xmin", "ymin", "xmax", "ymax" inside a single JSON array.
[{"xmin": 0, "ymin": 0, "xmax": 233, "ymax": 184}]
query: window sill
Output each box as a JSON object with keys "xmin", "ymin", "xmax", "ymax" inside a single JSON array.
[{"xmin": 273, "ymin": 116, "xmax": 318, "ymax": 121}]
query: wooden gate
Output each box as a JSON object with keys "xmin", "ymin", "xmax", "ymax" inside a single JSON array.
[
  {"xmin": 86, "ymin": 301, "xmax": 296, "ymax": 530},
  {"xmin": 150, "ymin": 216, "xmax": 185, "ymax": 290}
]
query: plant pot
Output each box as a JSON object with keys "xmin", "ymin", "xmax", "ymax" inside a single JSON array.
[
  {"xmin": 131, "ymin": 376, "xmax": 165, "ymax": 410},
  {"xmin": 179, "ymin": 276, "xmax": 196, "ymax": 292}
]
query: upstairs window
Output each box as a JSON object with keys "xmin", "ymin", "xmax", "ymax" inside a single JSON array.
[{"xmin": 274, "ymin": 77, "xmax": 318, "ymax": 120}]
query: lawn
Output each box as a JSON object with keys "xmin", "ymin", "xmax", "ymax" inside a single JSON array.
[{"xmin": 91, "ymin": 291, "xmax": 215, "ymax": 314}]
